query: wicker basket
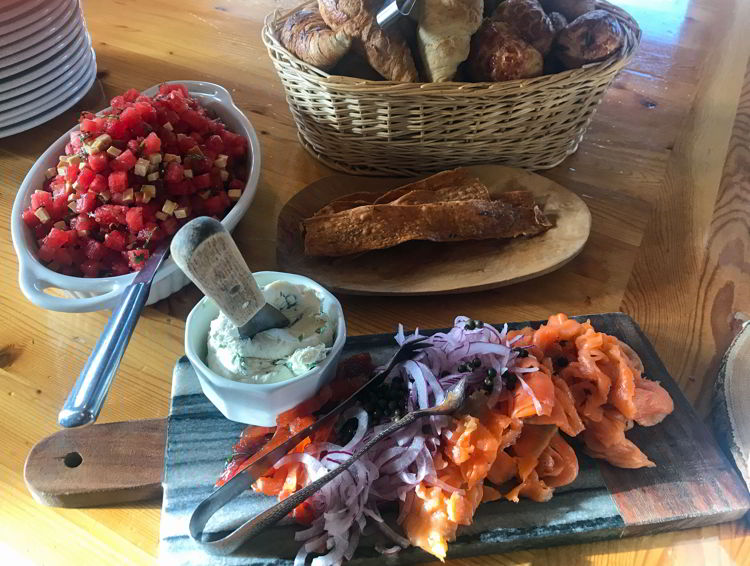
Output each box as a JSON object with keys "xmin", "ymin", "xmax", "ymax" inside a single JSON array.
[{"xmin": 262, "ymin": 1, "xmax": 640, "ymax": 176}]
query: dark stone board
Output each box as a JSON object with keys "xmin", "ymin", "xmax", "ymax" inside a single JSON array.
[{"xmin": 159, "ymin": 313, "xmax": 749, "ymax": 565}]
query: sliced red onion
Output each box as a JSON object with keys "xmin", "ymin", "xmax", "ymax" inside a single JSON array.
[{"xmin": 340, "ymin": 407, "xmax": 368, "ymax": 453}]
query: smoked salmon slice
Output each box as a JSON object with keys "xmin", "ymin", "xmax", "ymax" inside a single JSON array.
[
  {"xmin": 581, "ymin": 408, "xmax": 655, "ymax": 468},
  {"xmin": 633, "ymin": 375, "xmax": 674, "ymax": 426}
]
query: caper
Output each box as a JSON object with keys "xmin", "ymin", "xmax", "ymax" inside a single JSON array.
[
  {"xmin": 514, "ymin": 347, "xmax": 529, "ymax": 358},
  {"xmin": 483, "ymin": 377, "xmax": 493, "ymax": 388},
  {"xmin": 392, "ymin": 411, "xmax": 402, "ymax": 422},
  {"xmin": 475, "ymin": 320, "xmax": 484, "ymax": 328},
  {"xmin": 487, "ymin": 367, "xmax": 497, "ymax": 378},
  {"xmin": 465, "ymin": 320, "xmax": 476, "ymax": 330},
  {"xmin": 471, "ymin": 358, "xmax": 481, "ymax": 369},
  {"xmin": 458, "ymin": 363, "xmax": 469, "ymax": 373}
]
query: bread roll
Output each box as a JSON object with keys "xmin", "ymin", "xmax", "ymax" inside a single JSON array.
[
  {"xmin": 540, "ymin": 0, "xmax": 595, "ymax": 20},
  {"xmin": 318, "ymin": 0, "xmax": 418, "ymax": 81},
  {"xmin": 554, "ymin": 9, "xmax": 623, "ymax": 69},
  {"xmin": 467, "ymin": 19, "xmax": 543, "ymax": 82},
  {"xmin": 492, "ymin": 0, "xmax": 555, "ymax": 55},
  {"xmin": 417, "ymin": 0, "xmax": 483, "ymax": 82},
  {"xmin": 280, "ymin": 10, "xmax": 351, "ymax": 71}
]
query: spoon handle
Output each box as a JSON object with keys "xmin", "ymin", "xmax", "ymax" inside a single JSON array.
[
  {"xmin": 58, "ymin": 244, "xmax": 170, "ymax": 428},
  {"xmin": 170, "ymin": 216, "xmax": 266, "ymax": 328}
]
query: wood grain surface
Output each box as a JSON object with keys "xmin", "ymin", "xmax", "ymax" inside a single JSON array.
[
  {"xmin": 1, "ymin": 0, "xmax": 750, "ymax": 565},
  {"xmin": 277, "ymin": 165, "xmax": 591, "ymax": 295}
]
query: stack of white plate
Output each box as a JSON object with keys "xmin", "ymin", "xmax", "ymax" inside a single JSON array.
[{"xmin": 0, "ymin": 0, "xmax": 97, "ymax": 139}]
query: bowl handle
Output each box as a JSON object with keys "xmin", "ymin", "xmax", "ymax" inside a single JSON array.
[{"xmin": 18, "ymin": 264, "xmax": 124, "ymax": 313}]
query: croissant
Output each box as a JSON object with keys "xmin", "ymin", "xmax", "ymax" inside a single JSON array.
[
  {"xmin": 318, "ymin": 0, "xmax": 418, "ymax": 81},
  {"xmin": 280, "ymin": 10, "xmax": 351, "ymax": 71},
  {"xmin": 416, "ymin": 0, "xmax": 483, "ymax": 82}
]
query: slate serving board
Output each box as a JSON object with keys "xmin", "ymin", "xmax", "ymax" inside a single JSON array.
[{"xmin": 159, "ymin": 313, "xmax": 750, "ymax": 566}]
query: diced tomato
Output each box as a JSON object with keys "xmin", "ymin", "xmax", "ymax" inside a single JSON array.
[
  {"xmin": 159, "ymin": 83, "xmax": 188, "ymax": 97},
  {"xmin": 54, "ymin": 248, "xmax": 73, "ymax": 266},
  {"xmin": 110, "ymin": 95, "xmax": 127, "ymax": 110},
  {"xmin": 89, "ymin": 174, "xmax": 107, "ymax": 193},
  {"xmin": 111, "ymin": 149, "xmax": 137, "ymax": 172},
  {"xmin": 161, "ymin": 217, "xmax": 179, "ymax": 235},
  {"xmin": 110, "ymin": 258, "xmax": 130, "ymax": 275},
  {"xmin": 206, "ymin": 134, "xmax": 224, "ymax": 153},
  {"xmin": 82, "ymin": 239, "xmax": 106, "ymax": 260},
  {"xmin": 66, "ymin": 165, "xmax": 79, "ymax": 183},
  {"xmin": 182, "ymin": 109, "xmax": 209, "ymax": 133},
  {"xmin": 143, "ymin": 131, "xmax": 161, "ymax": 154},
  {"xmin": 38, "ymin": 244, "xmax": 56, "ymax": 262},
  {"xmin": 177, "ymin": 133, "xmax": 197, "ymax": 152},
  {"xmin": 127, "ymin": 248, "xmax": 149, "ymax": 271},
  {"xmin": 166, "ymin": 92, "xmax": 189, "ymax": 114},
  {"xmin": 45, "ymin": 228, "xmax": 71, "ymax": 248},
  {"xmin": 72, "ymin": 215, "xmax": 97, "ymax": 236},
  {"xmin": 131, "ymin": 121, "xmax": 150, "ymax": 137},
  {"xmin": 81, "ymin": 260, "xmax": 101, "ymax": 277},
  {"xmin": 76, "ymin": 167, "xmax": 96, "ymax": 190},
  {"xmin": 30, "ymin": 191, "xmax": 52, "ymax": 211},
  {"xmin": 138, "ymin": 222, "xmax": 165, "ymax": 242},
  {"xmin": 104, "ymin": 230, "xmax": 126, "ymax": 251},
  {"xmin": 22, "ymin": 208, "xmax": 40, "ymax": 227},
  {"xmin": 209, "ymin": 168, "xmax": 223, "ymax": 188},
  {"xmin": 164, "ymin": 162, "xmax": 183, "ymax": 184},
  {"xmin": 80, "ymin": 118, "xmax": 101, "ymax": 135},
  {"xmin": 120, "ymin": 106, "xmax": 142, "ymax": 129},
  {"xmin": 107, "ymin": 119, "xmax": 129, "ymax": 140},
  {"xmin": 50, "ymin": 194, "xmax": 69, "ymax": 220},
  {"xmin": 228, "ymin": 178, "xmax": 244, "ymax": 190},
  {"xmin": 108, "ymin": 170, "xmax": 128, "ymax": 193},
  {"xmin": 88, "ymin": 152, "xmax": 109, "ymax": 173},
  {"xmin": 192, "ymin": 172, "xmax": 211, "ymax": 190},
  {"xmin": 76, "ymin": 192, "xmax": 98, "ymax": 214},
  {"xmin": 94, "ymin": 204, "xmax": 127, "ymax": 225},
  {"xmin": 123, "ymin": 88, "xmax": 140, "ymax": 102},
  {"xmin": 125, "ymin": 207, "xmax": 145, "ymax": 233}
]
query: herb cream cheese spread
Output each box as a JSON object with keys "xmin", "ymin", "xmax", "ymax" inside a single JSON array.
[{"xmin": 206, "ymin": 281, "xmax": 334, "ymax": 384}]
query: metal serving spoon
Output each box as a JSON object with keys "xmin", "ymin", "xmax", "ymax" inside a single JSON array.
[
  {"xmin": 190, "ymin": 339, "xmax": 466, "ymax": 555},
  {"xmin": 58, "ymin": 242, "xmax": 170, "ymax": 428},
  {"xmin": 376, "ymin": 0, "xmax": 417, "ymax": 29}
]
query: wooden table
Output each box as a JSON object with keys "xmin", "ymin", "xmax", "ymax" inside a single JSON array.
[{"xmin": 1, "ymin": 0, "xmax": 748, "ymax": 564}]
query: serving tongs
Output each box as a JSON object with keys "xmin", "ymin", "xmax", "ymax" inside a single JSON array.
[
  {"xmin": 376, "ymin": 0, "xmax": 417, "ymax": 29},
  {"xmin": 190, "ymin": 336, "xmax": 468, "ymax": 555}
]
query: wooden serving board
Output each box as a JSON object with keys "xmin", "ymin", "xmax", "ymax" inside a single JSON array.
[
  {"xmin": 159, "ymin": 314, "xmax": 749, "ymax": 566},
  {"xmin": 276, "ymin": 165, "xmax": 591, "ymax": 295}
]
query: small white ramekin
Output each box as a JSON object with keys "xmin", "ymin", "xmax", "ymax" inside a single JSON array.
[
  {"xmin": 10, "ymin": 80, "xmax": 261, "ymax": 312},
  {"xmin": 184, "ymin": 272, "xmax": 347, "ymax": 426}
]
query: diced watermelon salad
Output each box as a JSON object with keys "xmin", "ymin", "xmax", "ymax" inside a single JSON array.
[{"xmin": 22, "ymin": 83, "xmax": 249, "ymax": 277}]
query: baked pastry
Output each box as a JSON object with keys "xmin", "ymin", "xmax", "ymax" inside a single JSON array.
[
  {"xmin": 540, "ymin": 0, "xmax": 595, "ymax": 21},
  {"xmin": 554, "ymin": 9, "xmax": 624, "ymax": 69},
  {"xmin": 548, "ymin": 11, "xmax": 568, "ymax": 34},
  {"xmin": 280, "ymin": 10, "xmax": 351, "ymax": 71},
  {"xmin": 318, "ymin": 0, "xmax": 418, "ymax": 81},
  {"xmin": 467, "ymin": 19, "xmax": 543, "ymax": 82},
  {"xmin": 492, "ymin": 0, "xmax": 556, "ymax": 55},
  {"xmin": 416, "ymin": 0, "xmax": 483, "ymax": 82}
]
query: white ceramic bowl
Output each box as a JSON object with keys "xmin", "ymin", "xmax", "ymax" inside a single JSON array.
[
  {"xmin": 10, "ymin": 80, "xmax": 261, "ymax": 312},
  {"xmin": 184, "ymin": 272, "xmax": 348, "ymax": 426}
]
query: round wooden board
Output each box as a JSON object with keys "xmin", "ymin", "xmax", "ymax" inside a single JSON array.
[{"xmin": 276, "ymin": 165, "xmax": 591, "ymax": 295}]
